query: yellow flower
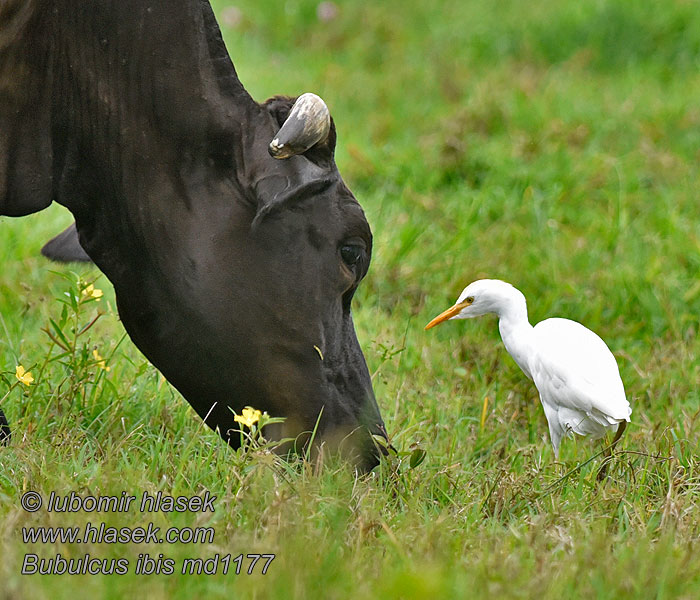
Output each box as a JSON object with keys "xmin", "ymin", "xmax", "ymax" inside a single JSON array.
[
  {"xmin": 15, "ymin": 365, "xmax": 34, "ymax": 386},
  {"xmin": 82, "ymin": 284, "xmax": 103, "ymax": 299},
  {"xmin": 234, "ymin": 407, "xmax": 262, "ymax": 429},
  {"xmin": 92, "ymin": 349, "xmax": 111, "ymax": 372}
]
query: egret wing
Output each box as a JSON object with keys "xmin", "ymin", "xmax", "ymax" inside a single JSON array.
[{"xmin": 531, "ymin": 318, "xmax": 631, "ymax": 423}]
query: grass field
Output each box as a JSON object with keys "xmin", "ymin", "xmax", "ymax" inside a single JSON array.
[{"xmin": 1, "ymin": 0, "xmax": 699, "ymax": 597}]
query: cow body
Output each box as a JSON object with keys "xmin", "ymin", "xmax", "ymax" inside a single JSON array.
[{"xmin": 0, "ymin": 0, "xmax": 387, "ymax": 469}]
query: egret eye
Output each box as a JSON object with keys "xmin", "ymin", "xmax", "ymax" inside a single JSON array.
[
  {"xmin": 465, "ymin": 296, "xmax": 474, "ymax": 304},
  {"xmin": 340, "ymin": 244, "xmax": 363, "ymax": 267}
]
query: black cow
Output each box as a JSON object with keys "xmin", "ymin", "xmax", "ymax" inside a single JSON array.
[{"xmin": 0, "ymin": 0, "xmax": 388, "ymax": 470}]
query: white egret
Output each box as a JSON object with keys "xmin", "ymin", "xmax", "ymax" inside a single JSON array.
[{"xmin": 425, "ymin": 279, "xmax": 631, "ymax": 459}]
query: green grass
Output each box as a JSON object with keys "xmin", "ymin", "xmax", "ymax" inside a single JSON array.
[{"xmin": 2, "ymin": 0, "xmax": 699, "ymax": 597}]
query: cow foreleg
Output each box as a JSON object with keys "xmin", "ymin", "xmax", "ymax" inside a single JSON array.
[{"xmin": 0, "ymin": 407, "xmax": 10, "ymax": 445}]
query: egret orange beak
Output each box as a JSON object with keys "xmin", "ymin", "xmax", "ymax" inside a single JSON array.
[{"xmin": 424, "ymin": 301, "xmax": 469, "ymax": 330}]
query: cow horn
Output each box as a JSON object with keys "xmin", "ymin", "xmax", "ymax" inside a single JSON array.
[{"xmin": 268, "ymin": 93, "xmax": 331, "ymax": 159}]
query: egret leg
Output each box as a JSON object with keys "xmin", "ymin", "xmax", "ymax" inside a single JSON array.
[
  {"xmin": 596, "ymin": 421, "xmax": 627, "ymax": 481},
  {"xmin": 610, "ymin": 421, "xmax": 627, "ymax": 449},
  {"xmin": 0, "ymin": 407, "xmax": 10, "ymax": 445}
]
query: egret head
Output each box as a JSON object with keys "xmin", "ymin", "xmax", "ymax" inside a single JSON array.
[{"xmin": 425, "ymin": 279, "xmax": 526, "ymax": 329}]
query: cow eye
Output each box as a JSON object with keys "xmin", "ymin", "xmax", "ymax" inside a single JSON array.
[{"xmin": 340, "ymin": 244, "xmax": 363, "ymax": 266}]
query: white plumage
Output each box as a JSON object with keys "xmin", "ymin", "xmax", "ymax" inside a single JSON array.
[{"xmin": 425, "ymin": 279, "xmax": 632, "ymax": 458}]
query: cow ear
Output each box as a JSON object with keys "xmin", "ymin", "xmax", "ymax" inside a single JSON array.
[
  {"xmin": 0, "ymin": 4, "xmax": 53, "ymax": 217},
  {"xmin": 41, "ymin": 223, "xmax": 92, "ymax": 263},
  {"xmin": 264, "ymin": 95, "xmax": 297, "ymax": 130}
]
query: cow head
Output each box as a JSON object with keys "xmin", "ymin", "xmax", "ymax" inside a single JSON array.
[{"xmin": 0, "ymin": 0, "xmax": 388, "ymax": 470}]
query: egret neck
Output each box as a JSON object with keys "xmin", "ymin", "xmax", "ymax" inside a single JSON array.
[{"xmin": 495, "ymin": 294, "xmax": 536, "ymax": 381}]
